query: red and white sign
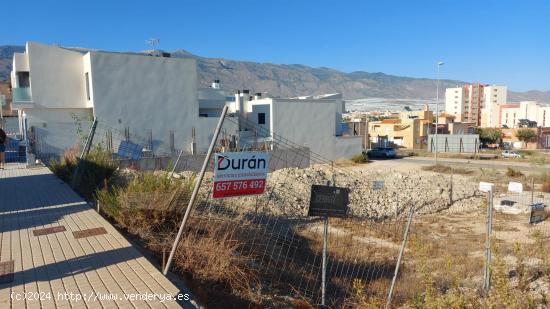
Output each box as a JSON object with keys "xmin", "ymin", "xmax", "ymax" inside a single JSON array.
[{"xmin": 213, "ymin": 152, "xmax": 269, "ymax": 198}]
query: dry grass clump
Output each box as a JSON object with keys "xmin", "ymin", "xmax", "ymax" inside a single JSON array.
[
  {"xmin": 506, "ymin": 167, "xmax": 524, "ymax": 178},
  {"xmin": 173, "ymin": 219, "xmax": 259, "ymax": 291},
  {"xmin": 350, "ymin": 153, "xmax": 369, "ymax": 164},
  {"xmin": 421, "ymin": 164, "xmax": 473, "ymax": 175},
  {"xmin": 50, "ymin": 145, "xmax": 117, "ymax": 199},
  {"xmin": 96, "ymin": 173, "xmax": 269, "ymax": 305}
]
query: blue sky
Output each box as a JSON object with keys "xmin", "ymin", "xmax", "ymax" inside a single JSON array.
[{"xmin": 4, "ymin": 0, "xmax": 550, "ymax": 91}]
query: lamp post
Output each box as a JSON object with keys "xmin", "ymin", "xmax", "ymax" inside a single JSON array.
[{"xmin": 434, "ymin": 61, "xmax": 444, "ymax": 165}]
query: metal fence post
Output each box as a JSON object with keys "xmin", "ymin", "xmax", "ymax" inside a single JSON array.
[
  {"xmin": 321, "ymin": 216, "xmax": 328, "ymax": 307},
  {"xmin": 71, "ymin": 118, "xmax": 98, "ymax": 189},
  {"xmin": 531, "ymin": 176, "xmax": 535, "ymax": 205},
  {"xmin": 163, "ymin": 105, "xmax": 228, "ymax": 275},
  {"xmin": 386, "ymin": 204, "xmax": 415, "ymax": 308},
  {"xmin": 169, "ymin": 144, "xmax": 186, "ymax": 179},
  {"xmin": 483, "ymin": 188, "xmax": 494, "ymax": 291}
]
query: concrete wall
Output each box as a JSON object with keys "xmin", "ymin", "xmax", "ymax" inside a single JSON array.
[
  {"xmin": 248, "ymin": 103, "xmax": 271, "ymax": 135},
  {"xmin": 428, "ymin": 134, "xmax": 479, "ymax": 153},
  {"xmin": 88, "ymin": 51, "xmax": 201, "ymax": 155},
  {"xmin": 483, "ymin": 86, "xmax": 507, "ymax": 127},
  {"xmin": 445, "ymin": 87, "xmax": 464, "ymax": 121},
  {"xmin": 12, "ymin": 52, "xmax": 29, "ymax": 72},
  {"xmin": 271, "ymin": 100, "xmax": 361, "ymax": 160},
  {"xmin": 25, "ymin": 108, "xmax": 93, "ymax": 157},
  {"xmin": 26, "ymin": 42, "xmax": 88, "ymax": 108}
]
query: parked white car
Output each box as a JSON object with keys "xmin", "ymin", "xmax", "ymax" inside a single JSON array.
[{"xmin": 502, "ymin": 150, "xmax": 522, "ymax": 158}]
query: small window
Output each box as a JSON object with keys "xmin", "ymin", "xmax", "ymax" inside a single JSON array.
[
  {"xmin": 85, "ymin": 72, "xmax": 91, "ymax": 101},
  {"xmin": 258, "ymin": 113, "xmax": 266, "ymax": 124}
]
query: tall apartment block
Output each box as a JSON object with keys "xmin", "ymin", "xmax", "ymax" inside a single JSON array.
[{"xmin": 444, "ymin": 84, "xmax": 507, "ymax": 127}]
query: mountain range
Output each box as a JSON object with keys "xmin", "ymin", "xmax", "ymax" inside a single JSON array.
[{"xmin": 1, "ymin": 45, "xmax": 549, "ymax": 102}]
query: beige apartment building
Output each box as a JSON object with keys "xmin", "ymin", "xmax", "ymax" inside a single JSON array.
[
  {"xmin": 445, "ymin": 84, "xmax": 507, "ymax": 127},
  {"xmin": 368, "ymin": 105, "xmax": 433, "ymax": 149}
]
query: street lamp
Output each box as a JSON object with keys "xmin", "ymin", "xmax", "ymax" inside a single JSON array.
[{"xmin": 434, "ymin": 61, "xmax": 444, "ymax": 165}]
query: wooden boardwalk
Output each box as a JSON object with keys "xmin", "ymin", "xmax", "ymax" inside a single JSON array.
[{"xmin": 0, "ymin": 164, "xmax": 189, "ymax": 308}]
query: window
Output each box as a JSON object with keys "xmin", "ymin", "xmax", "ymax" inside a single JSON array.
[
  {"xmin": 17, "ymin": 72, "xmax": 30, "ymax": 87},
  {"xmin": 85, "ymin": 72, "xmax": 91, "ymax": 101},
  {"xmin": 258, "ymin": 113, "xmax": 266, "ymax": 125}
]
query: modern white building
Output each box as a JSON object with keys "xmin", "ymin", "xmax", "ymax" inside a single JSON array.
[
  {"xmin": 480, "ymin": 85, "xmax": 507, "ymax": 128},
  {"xmin": 501, "ymin": 101, "xmax": 550, "ymax": 128},
  {"xmin": 235, "ymin": 92, "xmax": 362, "ymax": 159},
  {"xmin": 11, "ymin": 41, "xmax": 361, "ymax": 161},
  {"xmin": 444, "ymin": 84, "xmax": 507, "ymax": 127},
  {"xmin": 11, "ymin": 41, "xmax": 228, "ymax": 156}
]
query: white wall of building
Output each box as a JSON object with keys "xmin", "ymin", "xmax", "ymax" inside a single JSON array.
[
  {"xmin": 270, "ymin": 99, "xmax": 361, "ymax": 160},
  {"xmin": 501, "ymin": 106, "xmax": 520, "ymax": 128},
  {"xmin": 445, "ymin": 87, "xmax": 464, "ymax": 121},
  {"xmin": 501, "ymin": 101, "xmax": 550, "ymax": 128},
  {"xmin": 482, "ymin": 85, "xmax": 507, "ymax": 127},
  {"xmin": 88, "ymin": 51, "xmax": 203, "ymax": 153},
  {"xmin": 26, "ymin": 42, "xmax": 88, "ymax": 109}
]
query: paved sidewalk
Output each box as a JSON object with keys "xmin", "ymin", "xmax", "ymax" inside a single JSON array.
[{"xmin": 0, "ymin": 164, "xmax": 188, "ymax": 308}]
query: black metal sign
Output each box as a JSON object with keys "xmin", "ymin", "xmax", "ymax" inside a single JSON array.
[
  {"xmin": 308, "ymin": 185, "xmax": 349, "ymax": 218},
  {"xmin": 529, "ymin": 203, "xmax": 546, "ymax": 224}
]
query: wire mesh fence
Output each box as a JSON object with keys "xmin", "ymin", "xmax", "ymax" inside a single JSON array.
[{"xmin": 7, "ymin": 111, "xmax": 550, "ymax": 307}]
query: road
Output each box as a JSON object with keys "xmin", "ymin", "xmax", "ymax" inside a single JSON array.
[{"xmin": 394, "ymin": 156, "xmax": 549, "ymax": 172}]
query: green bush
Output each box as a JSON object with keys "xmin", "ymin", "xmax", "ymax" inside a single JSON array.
[
  {"xmin": 50, "ymin": 145, "xmax": 117, "ymax": 199},
  {"xmin": 350, "ymin": 153, "xmax": 368, "ymax": 164},
  {"xmin": 96, "ymin": 172, "xmax": 194, "ymax": 225}
]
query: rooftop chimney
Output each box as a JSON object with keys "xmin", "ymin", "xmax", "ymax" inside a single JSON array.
[{"xmin": 212, "ymin": 80, "xmax": 220, "ymax": 89}]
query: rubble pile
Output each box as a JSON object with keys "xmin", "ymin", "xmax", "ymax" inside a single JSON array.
[{"xmin": 169, "ymin": 166, "xmax": 484, "ymax": 220}]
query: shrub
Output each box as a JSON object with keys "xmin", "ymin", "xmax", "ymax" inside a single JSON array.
[
  {"xmin": 350, "ymin": 153, "xmax": 368, "ymax": 164},
  {"xmin": 530, "ymin": 155, "xmax": 548, "ymax": 166},
  {"xmin": 50, "ymin": 145, "xmax": 116, "ymax": 199},
  {"xmin": 421, "ymin": 164, "xmax": 472, "ymax": 175},
  {"xmin": 506, "ymin": 167, "xmax": 524, "ymax": 178}
]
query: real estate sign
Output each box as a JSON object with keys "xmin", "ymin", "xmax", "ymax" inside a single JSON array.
[
  {"xmin": 213, "ymin": 152, "xmax": 269, "ymax": 198},
  {"xmin": 308, "ymin": 185, "xmax": 350, "ymax": 218}
]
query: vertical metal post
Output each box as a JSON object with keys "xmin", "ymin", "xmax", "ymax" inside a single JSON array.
[
  {"xmin": 320, "ymin": 162, "xmax": 336, "ymax": 307},
  {"xmin": 169, "ymin": 145, "xmax": 186, "ymax": 179},
  {"xmin": 531, "ymin": 177, "xmax": 535, "ymax": 205},
  {"xmin": 434, "ymin": 64, "xmax": 440, "ymax": 164},
  {"xmin": 0, "ymin": 94, "xmax": 4, "ymax": 129},
  {"xmin": 483, "ymin": 189, "xmax": 494, "ymax": 291},
  {"xmin": 321, "ymin": 216, "xmax": 328, "ymax": 307},
  {"xmin": 163, "ymin": 105, "xmax": 228, "ymax": 275},
  {"xmin": 71, "ymin": 118, "xmax": 98, "ymax": 188},
  {"xmin": 387, "ymin": 204, "xmax": 415, "ymax": 308}
]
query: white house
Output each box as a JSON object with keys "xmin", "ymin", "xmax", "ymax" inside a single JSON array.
[
  {"xmin": 235, "ymin": 92, "xmax": 362, "ymax": 159},
  {"xmin": 11, "ymin": 41, "xmax": 231, "ymax": 156},
  {"xmin": 11, "ymin": 41, "xmax": 361, "ymax": 161}
]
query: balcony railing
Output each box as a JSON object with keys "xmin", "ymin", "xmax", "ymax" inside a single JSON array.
[{"xmin": 12, "ymin": 87, "xmax": 32, "ymax": 102}]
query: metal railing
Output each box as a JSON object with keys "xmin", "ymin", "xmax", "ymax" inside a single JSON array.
[{"xmin": 12, "ymin": 87, "xmax": 32, "ymax": 102}]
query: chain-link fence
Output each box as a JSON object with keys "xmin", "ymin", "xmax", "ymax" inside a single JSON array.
[{"xmin": 8, "ymin": 111, "xmax": 550, "ymax": 307}]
